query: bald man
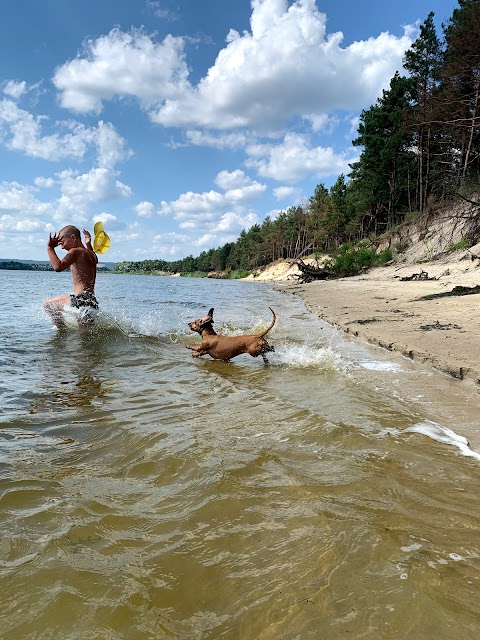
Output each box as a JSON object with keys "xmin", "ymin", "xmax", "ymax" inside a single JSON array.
[{"xmin": 44, "ymin": 225, "xmax": 99, "ymax": 328}]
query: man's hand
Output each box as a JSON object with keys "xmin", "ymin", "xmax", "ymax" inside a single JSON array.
[
  {"xmin": 48, "ymin": 232, "xmax": 60, "ymax": 249},
  {"xmin": 83, "ymin": 229, "xmax": 92, "ymax": 245}
]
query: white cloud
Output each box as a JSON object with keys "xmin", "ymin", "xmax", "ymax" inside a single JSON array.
[
  {"xmin": 156, "ymin": 170, "xmax": 265, "ymax": 233},
  {"xmin": 3, "ymin": 80, "xmax": 27, "ymax": 100},
  {"xmin": 216, "ymin": 211, "xmax": 259, "ymax": 232},
  {"xmin": 194, "ymin": 233, "xmax": 217, "ymax": 247},
  {"xmin": 304, "ymin": 113, "xmax": 339, "ymax": 134},
  {"xmin": 0, "ymin": 214, "xmax": 49, "ymax": 232},
  {"xmin": 57, "ymin": 167, "xmax": 131, "ymax": 201},
  {"xmin": 50, "ymin": 3, "xmax": 413, "ymax": 133},
  {"xmin": 273, "ymin": 185, "xmax": 300, "ymax": 200},
  {"xmin": 93, "ymin": 212, "xmax": 118, "ymax": 225},
  {"xmin": 153, "ymin": 231, "xmax": 189, "ymax": 244},
  {"xmin": 214, "ymin": 169, "xmax": 250, "ymax": 190},
  {"xmin": 184, "ymin": 130, "xmax": 248, "ymax": 150},
  {"xmin": 0, "ymin": 99, "xmax": 88, "ymax": 160},
  {"xmin": 53, "ymin": 28, "xmax": 190, "ymax": 114},
  {"xmin": 147, "ymin": 1, "xmax": 180, "ymax": 21},
  {"xmin": 135, "ymin": 201, "xmax": 156, "ymax": 217},
  {"xmin": 34, "ymin": 176, "xmax": 55, "ymax": 188},
  {"xmin": 150, "ymin": 0, "xmax": 413, "ymax": 130},
  {"xmin": 0, "ymin": 100, "xmax": 130, "ymax": 166},
  {"xmin": 0, "ymin": 181, "xmax": 53, "ymax": 217},
  {"xmin": 245, "ymin": 132, "xmax": 359, "ymax": 182},
  {"xmin": 95, "ymin": 120, "xmax": 132, "ymax": 168},
  {"xmin": 55, "ymin": 167, "xmax": 132, "ymax": 221}
]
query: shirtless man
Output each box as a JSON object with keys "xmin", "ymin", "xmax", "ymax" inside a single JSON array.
[{"xmin": 44, "ymin": 225, "xmax": 99, "ymax": 328}]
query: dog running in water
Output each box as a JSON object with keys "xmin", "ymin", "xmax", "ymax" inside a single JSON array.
[{"xmin": 186, "ymin": 307, "xmax": 276, "ymax": 364}]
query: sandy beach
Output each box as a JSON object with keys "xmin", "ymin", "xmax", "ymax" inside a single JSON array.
[{"xmin": 247, "ymin": 251, "xmax": 480, "ymax": 386}]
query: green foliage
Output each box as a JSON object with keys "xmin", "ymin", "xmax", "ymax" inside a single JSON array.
[
  {"xmin": 446, "ymin": 239, "xmax": 471, "ymax": 252},
  {"xmin": 323, "ymin": 243, "xmax": 393, "ymax": 277},
  {"xmin": 228, "ymin": 269, "xmax": 251, "ymax": 279},
  {"xmin": 0, "ymin": 261, "xmax": 53, "ymax": 271}
]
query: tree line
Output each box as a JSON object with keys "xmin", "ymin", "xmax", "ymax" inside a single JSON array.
[
  {"xmin": 114, "ymin": 1, "xmax": 480, "ymax": 276},
  {"xmin": 0, "ymin": 261, "xmax": 53, "ymax": 271}
]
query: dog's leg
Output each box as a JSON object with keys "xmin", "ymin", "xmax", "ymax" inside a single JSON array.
[{"xmin": 186, "ymin": 344, "xmax": 208, "ymax": 356}]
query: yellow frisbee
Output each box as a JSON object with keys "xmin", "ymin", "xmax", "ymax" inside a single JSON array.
[{"xmin": 93, "ymin": 221, "xmax": 111, "ymax": 254}]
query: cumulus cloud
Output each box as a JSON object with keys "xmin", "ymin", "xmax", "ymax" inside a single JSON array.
[
  {"xmin": 34, "ymin": 176, "xmax": 55, "ymax": 189},
  {"xmin": 0, "ymin": 181, "xmax": 53, "ymax": 217},
  {"xmin": 55, "ymin": 167, "xmax": 132, "ymax": 221},
  {"xmin": 53, "ymin": 28, "xmax": 190, "ymax": 114},
  {"xmin": 0, "ymin": 215, "xmax": 47, "ymax": 232},
  {"xmin": 135, "ymin": 201, "xmax": 156, "ymax": 218},
  {"xmin": 51, "ymin": 1, "xmax": 413, "ymax": 133},
  {"xmin": 216, "ymin": 211, "xmax": 259, "ymax": 232},
  {"xmin": 138, "ymin": 169, "xmax": 264, "ymax": 242},
  {"xmin": 245, "ymin": 132, "xmax": 359, "ymax": 182},
  {"xmin": 58, "ymin": 167, "xmax": 131, "ymax": 201},
  {"xmin": 184, "ymin": 130, "xmax": 248, "ymax": 150},
  {"xmin": 0, "ymin": 99, "xmax": 89, "ymax": 160},
  {"xmin": 153, "ymin": 231, "xmax": 190, "ymax": 244},
  {"xmin": 92, "ymin": 211, "xmax": 125, "ymax": 229},
  {"xmin": 214, "ymin": 169, "xmax": 249, "ymax": 191},
  {"xmin": 157, "ymin": 170, "xmax": 265, "ymax": 230},
  {"xmin": 95, "ymin": 120, "xmax": 132, "ymax": 168},
  {"xmin": 273, "ymin": 185, "xmax": 300, "ymax": 200},
  {"xmin": 151, "ymin": 0, "xmax": 414, "ymax": 130},
  {"xmin": 0, "ymin": 100, "xmax": 131, "ymax": 166},
  {"xmin": 3, "ymin": 80, "xmax": 27, "ymax": 100}
]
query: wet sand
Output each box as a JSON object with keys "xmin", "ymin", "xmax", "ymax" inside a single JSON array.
[{"xmin": 283, "ymin": 258, "xmax": 480, "ymax": 385}]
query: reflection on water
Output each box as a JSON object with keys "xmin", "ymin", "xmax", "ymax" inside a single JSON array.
[
  {"xmin": 27, "ymin": 330, "xmax": 112, "ymax": 416},
  {"xmin": 1, "ymin": 271, "xmax": 480, "ymax": 638}
]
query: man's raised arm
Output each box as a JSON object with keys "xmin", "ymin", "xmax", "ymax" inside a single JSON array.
[{"xmin": 47, "ymin": 233, "xmax": 78, "ymax": 272}]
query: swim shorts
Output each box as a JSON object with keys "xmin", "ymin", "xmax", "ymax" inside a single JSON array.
[{"xmin": 69, "ymin": 292, "xmax": 99, "ymax": 310}]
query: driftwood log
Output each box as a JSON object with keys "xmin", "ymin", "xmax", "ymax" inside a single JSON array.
[
  {"xmin": 400, "ymin": 270, "xmax": 437, "ymax": 281},
  {"xmin": 289, "ymin": 259, "xmax": 332, "ymax": 284}
]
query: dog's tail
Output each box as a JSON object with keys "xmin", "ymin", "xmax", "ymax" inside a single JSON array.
[{"xmin": 258, "ymin": 307, "xmax": 276, "ymax": 337}]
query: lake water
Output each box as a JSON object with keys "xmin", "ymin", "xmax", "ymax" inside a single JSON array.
[{"xmin": 1, "ymin": 269, "xmax": 480, "ymax": 639}]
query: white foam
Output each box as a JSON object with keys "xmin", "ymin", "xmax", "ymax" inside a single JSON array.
[
  {"xmin": 274, "ymin": 343, "xmax": 349, "ymax": 372},
  {"xmin": 405, "ymin": 421, "xmax": 480, "ymax": 461},
  {"xmin": 357, "ymin": 360, "xmax": 402, "ymax": 372},
  {"xmin": 401, "ymin": 543, "xmax": 422, "ymax": 553}
]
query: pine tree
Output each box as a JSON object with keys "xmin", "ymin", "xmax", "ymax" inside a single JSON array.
[{"xmin": 403, "ymin": 12, "xmax": 443, "ymax": 210}]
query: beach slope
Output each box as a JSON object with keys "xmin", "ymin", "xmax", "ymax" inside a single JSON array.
[{"xmin": 283, "ymin": 253, "xmax": 480, "ymax": 384}]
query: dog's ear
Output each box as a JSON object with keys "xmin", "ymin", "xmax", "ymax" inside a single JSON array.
[{"xmin": 208, "ymin": 308, "xmax": 214, "ymax": 319}]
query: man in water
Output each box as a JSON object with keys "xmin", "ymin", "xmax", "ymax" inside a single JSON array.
[{"xmin": 44, "ymin": 225, "xmax": 99, "ymax": 328}]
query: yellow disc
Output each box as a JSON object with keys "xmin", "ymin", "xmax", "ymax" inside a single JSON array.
[
  {"xmin": 93, "ymin": 229, "xmax": 111, "ymax": 254},
  {"xmin": 94, "ymin": 221, "xmax": 104, "ymax": 236}
]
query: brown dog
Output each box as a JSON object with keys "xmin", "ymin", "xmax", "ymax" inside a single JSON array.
[{"xmin": 186, "ymin": 307, "xmax": 276, "ymax": 364}]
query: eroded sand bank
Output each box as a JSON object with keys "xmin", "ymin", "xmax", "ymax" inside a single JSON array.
[{"xmin": 245, "ymin": 253, "xmax": 480, "ymax": 385}]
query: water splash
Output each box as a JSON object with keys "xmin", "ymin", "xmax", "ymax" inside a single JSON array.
[
  {"xmin": 273, "ymin": 341, "xmax": 350, "ymax": 372},
  {"xmin": 406, "ymin": 421, "xmax": 480, "ymax": 461}
]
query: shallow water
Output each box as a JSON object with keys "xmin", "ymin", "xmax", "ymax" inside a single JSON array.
[{"xmin": 1, "ymin": 270, "xmax": 480, "ymax": 639}]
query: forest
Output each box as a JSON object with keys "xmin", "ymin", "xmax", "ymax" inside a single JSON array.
[{"xmin": 114, "ymin": 1, "xmax": 480, "ymax": 277}]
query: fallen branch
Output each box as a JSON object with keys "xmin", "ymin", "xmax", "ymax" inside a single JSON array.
[
  {"xmin": 400, "ymin": 270, "xmax": 437, "ymax": 281},
  {"xmin": 290, "ymin": 259, "xmax": 332, "ymax": 283}
]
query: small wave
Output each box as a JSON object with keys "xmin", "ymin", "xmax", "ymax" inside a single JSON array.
[
  {"xmin": 274, "ymin": 342, "xmax": 349, "ymax": 372},
  {"xmin": 0, "ymin": 429, "xmax": 75, "ymax": 463},
  {"xmin": 356, "ymin": 360, "xmax": 402, "ymax": 372},
  {"xmin": 405, "ymin": 421, "xmax": 480, "ymax": 461}
]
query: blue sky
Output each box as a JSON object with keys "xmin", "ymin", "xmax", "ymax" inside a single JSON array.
[{"xmin": 0, "ymin": 0, "xmax": 458, "ymax": 262}]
